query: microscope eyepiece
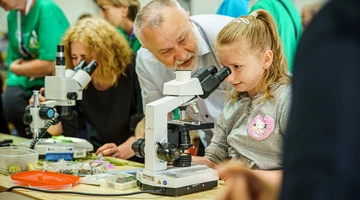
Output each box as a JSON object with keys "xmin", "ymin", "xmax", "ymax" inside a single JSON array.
[
  {"xmin": 56, "ymin": 45, "xmax": 65, "ymax": 66},
  {"xmin": 214, "ymin": 66, "xmax": 231, "ymax": 82},
  {"xmin": 83, "ymin": 60, "xmax": 98, "ymax": 75},
  {"xmin": 207, "ymin": 66, "xmax": 218, "ymax": 75},
  {"xmin": 191, "ymin": 65, "xmax": 218, "ymax": 82},
  {"xmin": 198, "ymin": 66, "xmax": 231, "ymax": 99},
  {"xmin": 57, "ymin": 45, "xmax": 64, "ymax": 52},
  {"xmin": 74, "ymin": 60, "xmax": 86, "ymax": 72}
]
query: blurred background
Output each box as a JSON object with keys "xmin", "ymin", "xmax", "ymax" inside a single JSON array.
[
  {"xmin": 0, "ymin": 0, "xmax": 326, "ymax": 32},
  {"xmin": 0, "ymin": 0, "xmax": 327, "ymax": 78}
]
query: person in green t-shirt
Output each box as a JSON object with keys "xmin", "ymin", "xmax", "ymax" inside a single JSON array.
[
  {"xmin": 0, "ymin": 0, "xmax": 69, "ymax": 138},
  {"xmin": 249, "ymin": 0, "xmax": 302, "ymax": 73},
  {"xmin": 93, "ymin": 0, "xmax": 141, "ymax": 52}
]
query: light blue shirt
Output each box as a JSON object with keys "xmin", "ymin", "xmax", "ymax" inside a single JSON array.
[
  {"xmin": 136, "ymin": 14, "xmax": 233, "ymax": 146},
  {"xmin": 216, "ymin": 0, "xmax": 250, "ymax": 18}
]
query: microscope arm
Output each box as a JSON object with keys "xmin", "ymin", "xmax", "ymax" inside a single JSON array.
[{"xmin": 145, "ymin": 95, "xmax": 196, "ymax": 171}]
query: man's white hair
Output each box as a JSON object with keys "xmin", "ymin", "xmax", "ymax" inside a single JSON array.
[{"xmin": 134, "ymin": 0, "xmax": 187, "ymax": 44}]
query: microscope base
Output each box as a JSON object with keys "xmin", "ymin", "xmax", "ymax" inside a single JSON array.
[
  {"xmin": 20, "ymin": 137, "xmax": 93, "ymax": 160},
  {"xmin": 136, "ymin": 165, "xmax": 218, "ymax": 196}
]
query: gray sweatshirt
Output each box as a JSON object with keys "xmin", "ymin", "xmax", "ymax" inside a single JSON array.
[{"xmin": 204, "ymin": 83, "xmax": 292, "ymax": 170}]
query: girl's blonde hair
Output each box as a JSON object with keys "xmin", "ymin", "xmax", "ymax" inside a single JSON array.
[
  {"xmin": 215, "ymin": 9, "xmax": 291, "ymax": 104},
  {"xmin": 94, "ymin": 0, "xmax": 140, "ymax": 21},
  {"xmin": 62, "ymin": 17, "xmax": 133, "ymax": 87}
]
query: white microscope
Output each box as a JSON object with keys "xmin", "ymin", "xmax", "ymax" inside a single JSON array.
[
  {"xmin": 132, "ymin": 66, "xmax": 231, "ymax": 196},
  {"xmin": 22, "ymin": 45, "xmax": 96, "ymax": 160}
]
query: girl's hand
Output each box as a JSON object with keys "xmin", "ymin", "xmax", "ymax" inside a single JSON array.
[
  {"xmin": 192, "ymin": 156, "xmax": 218, "ymax": 169},
  {"xmin": 216, "ymin": 163, "xmax": 279, "ymax": 200}
]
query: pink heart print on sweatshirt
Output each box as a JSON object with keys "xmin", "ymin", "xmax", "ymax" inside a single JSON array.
[{"xmin": 247, "ymin": 115, "xmax": 275, "ymax": 141}]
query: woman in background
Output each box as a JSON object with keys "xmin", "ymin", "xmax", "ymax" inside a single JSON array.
[
  {"xmin": 93, "ymin": 0, "xmax": 141, "ymax": 52},
  {"xmin": 32, "ymin": 17, "xmax": 143, "ymax": 161}
]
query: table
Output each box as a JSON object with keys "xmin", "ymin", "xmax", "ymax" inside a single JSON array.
[{"xmin": 0, "ymin": 133, "xmax": 224, "ymax": 200}]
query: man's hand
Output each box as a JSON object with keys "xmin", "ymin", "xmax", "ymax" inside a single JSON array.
[
  {"xmin": 215, "ymin": 163, "xmax": 280, "ymax": 200},
  {"xmin": 96, "ymin": 137, "xmax": 136, "ymax": 159}
]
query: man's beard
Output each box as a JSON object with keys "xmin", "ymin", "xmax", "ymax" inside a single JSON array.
[{"xmin": 170, "ymin": 52, "xmax": 200, "ymax": 72}]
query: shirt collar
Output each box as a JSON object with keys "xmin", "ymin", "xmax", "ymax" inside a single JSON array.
[{"xmin": 192, "ymin": 21, "xmax": 211, "ymax": 57}]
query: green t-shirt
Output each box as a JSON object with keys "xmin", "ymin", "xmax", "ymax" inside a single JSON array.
[
  {"xmin": 117, "ymin": 27, "xmax": 141, "ymax": 52},
  {"xmin": 250, "ymin": 0, "xmax": 302, "ymax": 73},
  {"xmin": 6, "ymin": 0, "xmax": 69, "ymax": 91}
]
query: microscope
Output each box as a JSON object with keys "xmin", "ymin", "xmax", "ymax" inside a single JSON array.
[
  {"xmin": 21, "ymin": 45, "xmax": 97, "ymax": 160},
  {"xmin": 132, "ymin": 66, "xmax": 231, "ymax": 196}
]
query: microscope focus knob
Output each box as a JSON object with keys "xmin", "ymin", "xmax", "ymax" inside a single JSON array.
[
  {"xmin": 157, "ymin": 142, "xmax": 181, "ymax": 162},
  {"xmin": 22, "ymin": 113, "xmax": 33, "ymax": 125},
  {"xmin": 67, "ymin": 92, "xmax": 78, "ymax": 100},
  {"xmin": 39, "ymin": 107, "xmax": 56, "ymax": 119},
  {"xmin": 132, "ymin": 138, "xmax": 145, "ymax": 158}
]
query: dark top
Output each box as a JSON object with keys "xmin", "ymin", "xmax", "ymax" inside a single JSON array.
[
  {"xmin": 281, "ymin": 0, "xmax": 360, "ymax": 199},
  {"xmin": 61, "ymin": 57, "xmax": 144, "ymax": 151}
]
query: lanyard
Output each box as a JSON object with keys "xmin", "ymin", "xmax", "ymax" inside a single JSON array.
[
  {"xmin": 128, "ymin": 26, "xmax": 135, "ymax": 48},
  {"xmin": 17, "ymin": 0, "xmax": 34, "ymax": 58}
]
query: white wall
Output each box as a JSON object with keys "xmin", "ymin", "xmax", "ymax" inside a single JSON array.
[
  {"xmin": 53, "ymin": 0, "xmax": 98, "ymax": 25},
  {"xmin": 0, "ymin": 9, "xmax": 7, "ymax": 32},
  {"xmin": 190, "ymin": 0, "xmax": 222, "ymax": 15}
]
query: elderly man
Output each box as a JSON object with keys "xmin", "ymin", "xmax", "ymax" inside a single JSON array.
[{"xmin": 134, "ymin": 0, "xmax": 232, "ymax": 153}]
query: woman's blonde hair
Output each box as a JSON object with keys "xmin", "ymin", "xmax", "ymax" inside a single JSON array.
[
  {"xmin": 215, "ymin": 9, "xmax": 291, "ymax": 104},
  {"xmin": 62, "ymin": 17, "xmax": 133, "ymax": 87},
  {"xmin": 94, "ymin": 0, "xmax": 140, "ymax": 21}
]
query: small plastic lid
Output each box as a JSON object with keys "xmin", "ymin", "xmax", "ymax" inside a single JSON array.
[{"xmin": 11, "ymin": 170, "xmax": 79, "ymax": 190}]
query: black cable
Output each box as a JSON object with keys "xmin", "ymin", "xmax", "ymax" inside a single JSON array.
[
  {"xmin": 6, "ymin": 186, "xmax": 165, "ymax": 196},
  {"xmin": 29, "ymin": 129, "xmax": 46, "ymax": 149},
  {"xmin": 29, "ymin": 117, "xmax": 58, "ymax": 149}
]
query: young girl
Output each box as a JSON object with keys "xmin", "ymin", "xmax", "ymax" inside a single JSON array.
[{"xmin": 193, "ymin": 9, "xmax": 292, "ymax": 183}]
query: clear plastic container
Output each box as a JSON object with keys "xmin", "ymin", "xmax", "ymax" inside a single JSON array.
[
  {"xmin": 0, "ymin": 147, "xmax": 39, "ymax": 174},
  {"xmin": 100, "ymin": 173, "xmax": 137, "ymax": 191}
]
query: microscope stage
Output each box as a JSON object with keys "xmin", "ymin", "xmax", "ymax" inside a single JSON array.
[{"xmin": 20, "ymin": 137, "xmax": 93, "ymax": 160}]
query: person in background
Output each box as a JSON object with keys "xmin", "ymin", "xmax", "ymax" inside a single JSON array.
[
  {"xmin": 78, "ymin": 13, "xmax": 92, "ymax": 21},
  {"xmin": 0, "ymin": 33, "xmax": 8, "ymax": 69},
  {"xmin": 301, "ymin": 1, "xmax": 324, "ymax": 30},
  {"xmin": 216, "ymin": 0, "xmax": 249, "ymax": 18},
  {"xmin": 249, "ymin": 0, "xmax": 302, "ymax": 73},
  {"xmin": 215, "ymin": 0, "xmax": 360, "ymax": 199},
  {"xmin": 193, "ymin": 9, "xmax": 291, "ymax": 185},
  {"xmin": 0, "ymin": 74, "xmax": 9, "ymax": 134},
  {"xmin": 30, "ymin": 17, "xmax": 143, "ymax": 161},
  {"xmin": 133, "ymin": 0, "xmax": 233, "ymax": 155},
  {"xmin": 93, "ymin": 0, "xmax": 141, "ymax": 52},
  {"xmin": 0, "ymin": 0, "xmax": 69, "ymax": 138},
  {"xmin": 0, "ymin": 47, "xmax": 3, "ymax": 69}
]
